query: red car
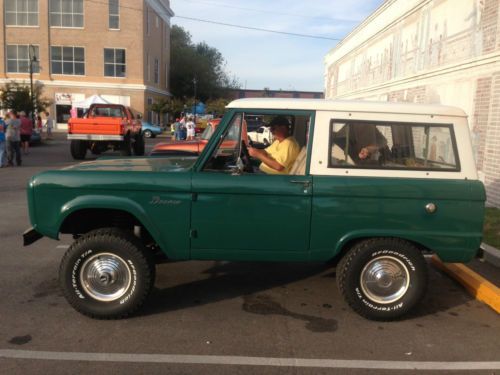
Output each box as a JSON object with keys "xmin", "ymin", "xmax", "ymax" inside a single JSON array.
[{"xmin": 151, "ymin": 119, "xmax": 224, "ymax": 156}]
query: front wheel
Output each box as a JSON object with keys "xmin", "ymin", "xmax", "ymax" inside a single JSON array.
[
  {"xmin": 59, "ymin": 228, "xmax": 155, "ymax": 319},
  {"xmin": 143, "ymin": 130, "xmax": 153, "ymax": 138},
  {"xmin": 336, "ymin": 238, "xmax": 427, "ymax": 321},
  {"xmin": 133, "ymin": 133, "xmax": 145, "ymax": 156}
]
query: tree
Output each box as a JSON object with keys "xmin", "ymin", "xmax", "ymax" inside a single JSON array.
[
  {"xmin": 170, "ymin": 25, "xmax": 240, "ymax": 101},
  {"xmin": 205, "ymin": 98, "xmax": 229, "ymax": 116},
  {"xmin": 0, "ymin": 81, "xmax": 52, "ymax": 115},
  {"xmin": 149, "ymin": 98, "xmax": 169, "ymax": 121}
]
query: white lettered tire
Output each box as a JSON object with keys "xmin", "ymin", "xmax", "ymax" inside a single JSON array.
[
  {"xmin": 336, "ymin": 238, "xmax": 428, "ymax": 321},
  {"xmin": 59, "ymin": 228, "xmax": 155, "ymax": 319}
]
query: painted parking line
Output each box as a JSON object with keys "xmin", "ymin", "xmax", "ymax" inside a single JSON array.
[
  {"xmin": 1, "ymin": 350, "xmax": 499, "ymax": 370},
  {"xmin": 431, "ymin": 255, "xmax": 500, "ymax": 313}
]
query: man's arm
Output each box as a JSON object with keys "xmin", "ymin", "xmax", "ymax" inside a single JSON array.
[{"xmin": 248, "ymin": 147, "xmax": 285, "ymax": 172}]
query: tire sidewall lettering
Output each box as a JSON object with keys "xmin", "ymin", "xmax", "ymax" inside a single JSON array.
[
  {"xmin": 119, "ymin": 259, "xmax": 137, "ymax": 305},
  {"xmin": 71, "ymin": 249, "xmax": 94, "ymax": 300}
]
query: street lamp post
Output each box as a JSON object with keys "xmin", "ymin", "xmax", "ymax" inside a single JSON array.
[
  {"xmin": 193, "ymin": 77, "xmax": 197, "ymax": 122},
  {"xmin": 28, "ymin": 45, "xmax": 38, "ymax": 126}
]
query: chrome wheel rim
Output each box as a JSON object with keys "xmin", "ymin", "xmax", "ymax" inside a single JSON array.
[
  {"xmin": 80, "ymin": 252, "xmax": 132, "ymax": 302},
  {"xmin": 360, "ymin": 256, "xmax": 410, "ymax": 304}
]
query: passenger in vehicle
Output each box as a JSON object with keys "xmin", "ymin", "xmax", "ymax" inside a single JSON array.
[
  {"xmin": 248, "ymin": 116, "xmax": 300, "ymax": 174},
  {"xmin": 335, "ymin": 124, "xmax": 388, "ymax": 164}
]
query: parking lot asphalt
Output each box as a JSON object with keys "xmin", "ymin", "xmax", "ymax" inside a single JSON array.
[{"xmin": 0, "ymin": 134, "xmax": 499, "ymax": 375}]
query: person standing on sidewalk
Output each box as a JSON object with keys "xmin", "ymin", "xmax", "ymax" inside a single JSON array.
[
  {"xmin": 45, "ymin": 111, "xmax": 54, "ymax": 139},
  {"xmin": 0, "ymin": 116, "xmax": 6, "ymax": 167},
  {"xmin": 6, "ymin": 110, "xmax": 22, "ymax": 167},
  {"xmin": 19, "ymin": 111, "xmax": 33, "ymax": 155}
]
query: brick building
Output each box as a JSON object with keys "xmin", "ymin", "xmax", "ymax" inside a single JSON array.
[
  {"xmin": 324, "ymin": 0, "xmax": 500, "ymax": 207},
  {"xmin": 0, "ymin": 0, "xmax": 174, "ymax": 128}
]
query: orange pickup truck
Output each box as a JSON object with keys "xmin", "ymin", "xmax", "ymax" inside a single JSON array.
[{"xmin": 67, "ymin": 104, "xmax": 144, "ymax": 160}]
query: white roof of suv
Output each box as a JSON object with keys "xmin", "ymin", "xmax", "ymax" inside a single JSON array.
[{"xmin": 227, "ymin": 98, "xmax": 467, "ymax": 118}]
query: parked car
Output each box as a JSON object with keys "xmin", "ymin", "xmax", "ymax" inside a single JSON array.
[
  {"xmin": 141, "ymin": 121, "xmax": 162, "ymax": 138},
  {"xmin": 24, "ymin": 98, "xmax": 485, "ymax": 321},
  {"xmin": 248, "ymin": 126, "xmax": 273, "ymax": 146},
  {"xmin": 67, "ymin": 104, "xmax": 144, "ymax": 159},
  {"xmin": 151, "ymin": 118, "xmax": 222, "ymax": 156}
]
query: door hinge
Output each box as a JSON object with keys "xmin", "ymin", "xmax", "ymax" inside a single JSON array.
[
  {"xmin": 190, "ymin": 229, "xmax": 198, "ymax": 238},
  {"xmin": 192, "ymin": 192, "xmax": 198, "ymax": 202}
]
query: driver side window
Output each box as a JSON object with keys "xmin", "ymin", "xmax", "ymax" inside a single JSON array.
[{"xmin": 202, "ymin": 113, "xmax": 243, "ymax": 173}]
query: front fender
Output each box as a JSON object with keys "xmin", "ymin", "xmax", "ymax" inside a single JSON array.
[{"xmin": 57, "ymin": 195, "xmax": 162, "ymax": 246}]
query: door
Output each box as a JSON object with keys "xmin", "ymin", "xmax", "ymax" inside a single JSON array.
[{"xmin": 190, "ymin": 111, "xmax": 312, "ymax": 261}]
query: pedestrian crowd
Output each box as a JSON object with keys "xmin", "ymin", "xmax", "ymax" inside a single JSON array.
[
  {"xmin": 170, "ymin": 115, "xmax": 197, "ymax": 141},
  {"xmin": 0, "ymin": 110, "xmax": 54, "ymax": 168}
]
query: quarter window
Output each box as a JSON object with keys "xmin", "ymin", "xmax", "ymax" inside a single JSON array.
[
  {"xmin": 5, "ymin": 0, "xmax": 39, "ymax": 26},
  {"xmin": 329, "ymin": 120, "xmax": 459, "ymax": 171},
  {"xmin": 104, "ymin": 48, "xmax": 126, "ymax": 77},
  {"xmin": 108, "ymin": 0, "xmax": 119, "ymax": 29},
  {"xmin": 6, "ymin": 45, "xmax": 39, "ymax": 73},
  {"xmin": 51, "ymin": 46, "xmax": 85, "ymax": 75},
  {"xmin": 49, "ymin": 0, "xmax": 83, "ymax": 27}
]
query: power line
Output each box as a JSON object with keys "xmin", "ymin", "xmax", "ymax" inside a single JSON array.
[
  {"xmin": 180, "ymin": 0, "xmax": 360, "ymax": 24},
  {"xmin": 175, "ymin": 16, "xmax": 342, "ymax": 41},
  {"xmin": 84, "ymin": 0, "xmax": 340, "ymax": 41}
]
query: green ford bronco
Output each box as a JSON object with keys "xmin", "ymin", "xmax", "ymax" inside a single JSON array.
[{"xmin": 24, "ymin": 98, "xmax": 486, "ymax": 321}]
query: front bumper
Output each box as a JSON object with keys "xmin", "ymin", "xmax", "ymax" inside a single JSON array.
[{"xmin": 23, "ymin": 227, "xmax": 43, "ymax": 246}]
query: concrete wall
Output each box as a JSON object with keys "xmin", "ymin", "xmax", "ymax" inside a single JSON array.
[{"xmin": 325, "ymin": 0, "xmax": 500, "ymax": 207}]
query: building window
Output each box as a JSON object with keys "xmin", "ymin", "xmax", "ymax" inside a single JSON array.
[
  {"xmin": 165, "ymin": 63, "xmax": 168, "ymax": 87},
  {"xmin": 146, "ymin": 54, "xmax": 150, "ymax": 81},
  {"xmin": 5, "ymin": 0, "xmax": 39, "ymax": 26},
  {"xmin": 6, "ymin": 45, "xmax": 40, "ymax": 73},
  {"xmin": 50, "ymin": 0, "xmax": 84, "ymax": 28},
  {"xmin": 51, "ymin": 46, "xmax": 85, "ymax": 75},
  {"xmin": 154, "ymin": 58, "xmax": 159, "ymax": 84},
  {"xmin": 109, "ymin": 0, "xmax": 119, "ymax": 29},
  {"xmin": 104, "ymin": 48, "xmax": 126, "ymax": 77},
  {"xmin": 146, "ymin": 6, "xmax": 150, "ymax": 35},
  {"xmin": 155, "ymin": 15, "xmax": 159, "ymax": 28}
]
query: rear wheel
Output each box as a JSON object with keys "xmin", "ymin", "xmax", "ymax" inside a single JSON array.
[
  {"xmin": 70, "ymin": 140, "xmax": 87, "ymax": 160},
  {"xmin": 336, "ymin": 238, "xmax": 427, "ymax": 321},
  {"xmin": 59, "ymin": 228, "xmax": 155, "ymax": 319},
  {"xmin": 143, "ymin": 129, "xmax": 153, "ymax": 138}
]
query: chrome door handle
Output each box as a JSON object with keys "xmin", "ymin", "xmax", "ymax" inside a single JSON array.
[{"xmin": 290, "ymin": 180, "xmax": 311, "ymax": 187}]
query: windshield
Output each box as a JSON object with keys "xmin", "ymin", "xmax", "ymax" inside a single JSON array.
[{"xmin": 201, "ymin": 125, "xmax": 214, "ymax": 140}]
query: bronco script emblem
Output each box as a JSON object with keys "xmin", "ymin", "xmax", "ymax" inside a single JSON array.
[{"xmin": 149, "ymin": 196, "xmax": 181, "ymax": 205}]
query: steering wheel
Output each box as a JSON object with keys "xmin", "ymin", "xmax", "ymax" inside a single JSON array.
[{"xmin": 240, "ymin": 140, "xmax": 254, "ymax": 173}]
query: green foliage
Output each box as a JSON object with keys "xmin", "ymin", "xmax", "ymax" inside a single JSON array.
[
  {"xmin": 0, "ymin": 81, "xmax": 52, "ymax": 115},
  {"xmin": 149, "ymin": 98, "xmax": 169, "ymax": 117},
  {"xmin": 205, "ymin": 98, "xmax": 229, "ymax": 115},
  {"xmin": 170, "ymin": 25, "xmax": 240, "ymax": 101}
]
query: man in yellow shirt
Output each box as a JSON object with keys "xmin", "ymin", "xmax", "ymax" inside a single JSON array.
[{"xmin": 248, "ymin": 116, "xmax": 300, "ymax": 174}]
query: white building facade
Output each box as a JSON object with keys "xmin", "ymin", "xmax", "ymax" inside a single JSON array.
[{"xmin": 324, "ymin": 0, "xmax": 500, "ymax": 207}]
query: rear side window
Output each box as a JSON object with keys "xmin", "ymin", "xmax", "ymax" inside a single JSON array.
[{"xmin": 329, "ymin": 120, "xmax": 459, "ymax": 171}]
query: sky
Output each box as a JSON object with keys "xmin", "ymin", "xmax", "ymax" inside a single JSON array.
[{"xmin": 170, "ymin": 0, "xmax": 385, "ymax": 92}]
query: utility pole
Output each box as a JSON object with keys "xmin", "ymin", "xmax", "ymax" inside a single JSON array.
[{"xmin": 28, "ymin": 45, "xmax": 38, "ymax": 127}]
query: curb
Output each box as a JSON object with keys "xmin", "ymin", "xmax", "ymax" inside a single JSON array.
[{"xmin": 431, "ymin": 255, "xmax": 500, "ymax": 314}]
